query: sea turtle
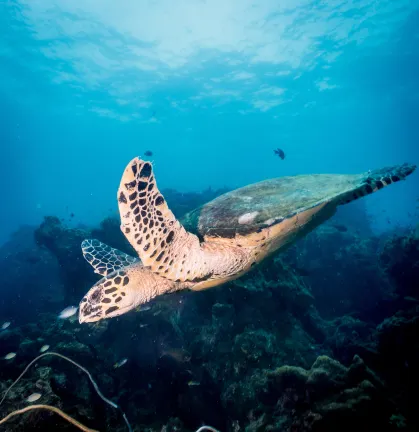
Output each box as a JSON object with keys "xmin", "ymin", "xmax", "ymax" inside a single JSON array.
[{"xmin": 78, "ymin": 157, "xmax": 416, "ymax": 323}]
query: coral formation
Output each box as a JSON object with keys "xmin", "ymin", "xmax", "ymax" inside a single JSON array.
[{"xmin": 0, "ymin": 191, "xmax": 418, "ymax": 431}]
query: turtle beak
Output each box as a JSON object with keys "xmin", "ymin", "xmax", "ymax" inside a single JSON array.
[{"xmin": 78, "ymin": 285, "xmax": 106, "ymax": 324}]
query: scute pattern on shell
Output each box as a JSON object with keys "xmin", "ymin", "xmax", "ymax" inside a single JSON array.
[{"xmin": 182, "ymin": 163, "xmax": 416, "ymax": 238}]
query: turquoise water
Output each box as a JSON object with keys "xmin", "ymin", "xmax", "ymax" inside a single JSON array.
[
  {"xmin": 1, "ymin": 3, "xmax": 419, "ymax": 431},
  {"xmin": 1, "ymin": 0, "xmax": 418, "ymax": 244}
]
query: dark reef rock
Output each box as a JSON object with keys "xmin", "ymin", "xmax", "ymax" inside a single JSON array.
[
  {"xmin": 0, "ymin": 189, "xmax": 418, "ymax": 432},
  {"xmin": 90, "ymin": 216, "xmax": 134, "ymax": 256},
  {"xmin": 374, "ymin": 307, "xmax": 419, "ymax": 431},
  {"xmin": 0, "ymin": 225, "xmax": 65, "ymax": 322},
  {"xmin": 285, "ymin": 224, "xmax": 394, "ymax": 320},
  {"xmin": 34, "ymin": 216, "xmax": 94, "ymax": 303},
  {"xmin": 223, "ymin": 354, "xmax": 398, "ymax": 432},
  {"xmin": 380, "ymin": 227, "xmax": 419, "ymax": 298},
  {"xmin": 0, "ymin": 312, "xmax": 114, "ymax": 431},
  {"xmin": 325, "ymin": 316, "xmax": 377, "ymax": 366}
]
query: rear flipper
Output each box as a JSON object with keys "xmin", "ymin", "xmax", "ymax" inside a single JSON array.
[{"xmin": 339, "ymin": 163, "xmax": 416, "ymax": 206}]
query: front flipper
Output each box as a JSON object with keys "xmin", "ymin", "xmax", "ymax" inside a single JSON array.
[
  {"xmin": 117, "ymin": 158, "xmax": 226, "ymax": 283},
  {"xmin": 81, "ymin": 239, "xmax": 139, "ymax": 276}
]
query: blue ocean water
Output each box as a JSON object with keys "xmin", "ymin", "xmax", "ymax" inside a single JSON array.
[
  {"xmin": 1, "ymin": 0, "xmax": 418, "ymax": 245},
  {"xmin": 1, "ymin": 2, "xmax": 419, "ymax": 431}
]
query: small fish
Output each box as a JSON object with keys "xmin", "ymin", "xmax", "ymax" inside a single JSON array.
[
  {"xmin": 153, "ymin": 310, "xmax": 162, "ymax": 317},
  {"xmin": 1, "ymin": 322, "xmax": 11, "ymax": 330},
  {"xmin": 139, "ymin": 324, "xmax": 149, "ymax": 328},
  {"xmin": 139, "ymin": 306, "xmax": 152, "ymax": 312},
  {"xmin": 144, "ymin": 150, "xmax": 153, "ymax": 157},
  {"xmin": 274, "ymin": 148, "xmax": 285, "ymax": 160},
  {"xmin": 160, "ymin": 348, "xmax": 191, "ymax": 363},
  {"xmin": 332, "ymin": 224, "xmax": 348, "ymax": 232},
  {"xmin": 4, "ymin": 352, "xmax": 16, "ymax": 360},
  {"xmin": 70, "ymin": 213, "xmax": 75, "ymax": 218},
  {"xmin": 26, "ymin": 393, "xmax": 42, "ymax": 403},
  {"xmin": 113, "ymin": 358, "xmax": 128, "ymax": 369},
  {"xmin": 188, "ymin": 381, "xmax": 200, "ymax": 387},
  {"xmin": 40, "ymin": 345, "xmax": 50, "ymax": 353},
  {"xmin": 58, "ymin": 306, "xmax": 78, "ymax": 319}
]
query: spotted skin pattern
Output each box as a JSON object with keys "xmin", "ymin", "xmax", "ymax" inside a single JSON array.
[
  {"xmin": 81, "ymin": 239, "xmax": 139, "ymax": 276},
  {"xmin": 79, "ymin": 267, "xmax": 131, "ymax": 321},
  {"xmin": 79, "ymin": 262, "xmax": 189, "ymax": 323}
]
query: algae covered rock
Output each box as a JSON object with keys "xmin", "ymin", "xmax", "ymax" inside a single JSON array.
[
  {"xmin": 380, "ymin": 227, "xmax": 419, "ymax": 298},
  {"xmin": 223, "ymin": 354, "xmax": 398, "ymax": 432},
  {"xmin": 233, "ymin": 330, "xmax": 277, "ymax": 364},
  {"xmin": 34, "ymin": 216, "xmax": 93, "ymax": 302}
]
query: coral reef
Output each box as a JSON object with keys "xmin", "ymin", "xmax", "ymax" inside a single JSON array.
[
  {"xmin": 34, "ymin": 216, "xmax": 94, "ymax": 303},
  {"xmin": 223, "ymin": 354, "xmax": 396, "ymax": 432},
  {"xmin": 284, "ymin": 223, "xmax": 394, "ymax": 320},
  {"xmin": 0, "ymin": 225, "xmax": 65, "ymax": 321},
  {"xmin": 1, "ymin": 191, "xmax": 418, "ymax": 431},
  {"xmin": 380, "ymin": 226, "xmax": 419, "ymax": 298}
]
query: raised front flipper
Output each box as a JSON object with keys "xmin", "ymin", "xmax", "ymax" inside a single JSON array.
[
  {"xmin": 117, "ymin": 158, "xmax": 248, "ymax": 283},
  {"xmin": 81, "ymin": 239, "xmax": 140, "ymax": 276}
]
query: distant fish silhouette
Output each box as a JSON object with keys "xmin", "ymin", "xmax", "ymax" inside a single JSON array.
[
  {"xmin": 160, "ymin": 348, "xmax": 191, "ymax": 363},
  {"xmin": 144, "ymin": 150, "xmax": 153, "ymax": 157},
  {"xmin": 274, "ymin": 148, "xmax": 285, "ymax": 160}
]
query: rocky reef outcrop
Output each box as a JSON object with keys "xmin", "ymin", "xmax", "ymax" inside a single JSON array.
[
  {"xmin": 222, "ymin": 354, "xmax": 396, "ymax": 432},
  {"xmin": 0, "ymin": 193, "xmax": 418, "ymax": 431},
  {"xmin": 380, "ymin": 226, "xmax": 419, "ymax": 299}
]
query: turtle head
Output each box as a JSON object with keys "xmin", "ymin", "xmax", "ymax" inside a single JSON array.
[{"xmin": 78, "ymin": 270, "xmax": 139, "ymax": 323}]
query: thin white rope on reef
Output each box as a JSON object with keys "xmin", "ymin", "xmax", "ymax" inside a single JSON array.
[
  {"xmin": 195, "ymin": 427, "xmax": 221, "ymax": 432},
  {"xmin": 0, "ymin": 351, "xmax": 221, "ymax": 432},
  {"xmin": 0, "ymin": 351, "xmax": 132, "ymax": 432},
  {"xmin": 0, "ymin": 404, "xmax": 99, "ymax": 432}
]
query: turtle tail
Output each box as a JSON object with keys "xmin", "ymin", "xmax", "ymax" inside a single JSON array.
[{"xmin": 339, "ymin": 163, "xmax": 416, "ymax": 206}]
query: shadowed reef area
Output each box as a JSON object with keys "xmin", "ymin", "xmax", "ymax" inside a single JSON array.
[{"xmin": 0, "ymin": 187, "xmax": 418, "ymax": 431}]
